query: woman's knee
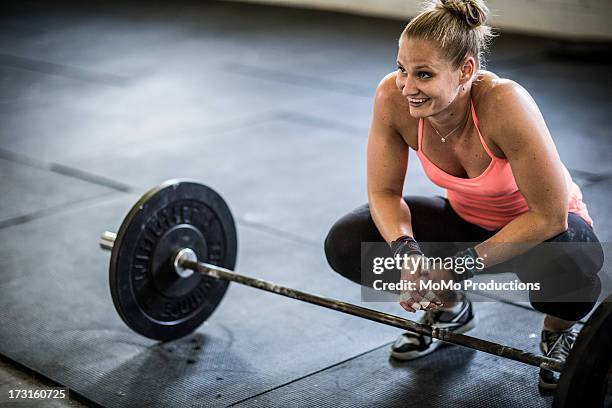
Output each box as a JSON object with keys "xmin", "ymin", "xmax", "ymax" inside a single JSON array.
[
  {"xmin": 324, "ymin": 219, "xmax": 363, "ymax": 279},
  {"xmin": 526, "ymin": 214, "xmax": 604, "ymax": 285},
  {"xmin": 324, "ymin": 221, "xmax": 351, "ymax": 274},
  {"xmin": 324, "ymin": 207, "xmax": 382, "ymax": 283},
  {"xmin": 547, "ymin": 213, "xmax": 604, "ymax": 274}
]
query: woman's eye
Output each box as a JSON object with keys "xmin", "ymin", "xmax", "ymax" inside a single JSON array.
[
  {"xmin": 397, "ymin": 66, "xmax": 406, "ymax": 74},
  {"xmin": 418, "ymin": 71, "xmax": 431, "ymax": 79}
]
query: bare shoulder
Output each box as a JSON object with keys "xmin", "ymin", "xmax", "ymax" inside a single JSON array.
[
  {"xmin": 473, "ymin": 71, "xmax": 540, "ymax": 158},
  {"xmin": 478, "ymin": 71, "xmax": 527, "ymax": 98},
  {"xmin": 475, "ymin": 71, "xmax": 537, "ymax": 120},
  {"xmin": 373, "ymin": 72, "xmax": 418, "ymax": 149}
]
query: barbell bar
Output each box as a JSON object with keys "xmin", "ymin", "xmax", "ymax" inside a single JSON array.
[{"xmin": 99, "ymin": 230, "xmax": 564, "ymax": 373}]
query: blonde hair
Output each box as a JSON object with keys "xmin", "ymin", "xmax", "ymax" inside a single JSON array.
[{"xmin": 402, "ymin": 0, "xmax": 496, "ymax": 71}]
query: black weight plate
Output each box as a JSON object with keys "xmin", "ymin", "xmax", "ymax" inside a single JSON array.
[
  {"xmin": 554, "ymin": 293, "xmax": 612, "ymax": 408},
  {"xmin": 109, "ymin": 180, "xmax": 237, "ymax": 341}
]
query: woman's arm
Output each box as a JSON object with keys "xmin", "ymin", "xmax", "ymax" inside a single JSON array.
[
  {"xmin": 368, "ymin": 75, "xmax": 441, "ymax": 312},
  {"xmin": 367, "ymin": 75, "xmax": 415, "ymax": 244},
  {"xmin": 474, "ymin": 81, "xmax": 569, "ymax": 267}
]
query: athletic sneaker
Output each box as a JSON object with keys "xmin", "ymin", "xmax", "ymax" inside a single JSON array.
[
  {"xmin": 538, "ymin": 328, "xmax": 579, "ymax": 391},
  {"xmin": 390, "ymin": 295, "xmax": 476, "ymax": 361}
]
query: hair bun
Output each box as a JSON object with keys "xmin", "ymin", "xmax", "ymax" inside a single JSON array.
[{"xmin": 439, "ymin": 0, "xmax": 489, "ymax": 29}]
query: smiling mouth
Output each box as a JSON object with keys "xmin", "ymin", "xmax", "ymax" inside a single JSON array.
[{"xmin": 408, "ymin": 97, "xmax": 429, "ymax": 106}]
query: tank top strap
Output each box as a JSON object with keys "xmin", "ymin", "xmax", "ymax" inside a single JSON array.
[
  {"xmin": 417, "ymin": 118, "xmax": 424, "ymax": 150},
  {"xmin": 470, "ymin": 98, "xmax": 496, "ymax": 160}
]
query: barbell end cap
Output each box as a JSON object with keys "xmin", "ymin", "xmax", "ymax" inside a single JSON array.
[
  {"xmin": 174, "ymin": 248, "xmax": 197, "ymax": 278},
  {"xmin": 100, "ymin": 231, "xmax": 117, "ymax": 251}
]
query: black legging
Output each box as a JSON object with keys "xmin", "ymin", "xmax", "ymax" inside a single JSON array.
[{"xmin": 324, "ymin": 196, "xmax": 604, "ymax": 322}]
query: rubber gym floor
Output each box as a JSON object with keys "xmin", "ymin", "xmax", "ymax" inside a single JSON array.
[{"xmin": 0, "ymin": 1, "xmax": 610, "ymax": 407}]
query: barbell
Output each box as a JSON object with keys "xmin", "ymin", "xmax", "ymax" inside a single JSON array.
[{"xmin": 99, "ymin": 179, "xmax": 611, "ymax": 408}]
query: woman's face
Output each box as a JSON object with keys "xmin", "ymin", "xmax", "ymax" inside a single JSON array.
[{"xmin": 395, "ymin": 37, "xmax": 466, "ymax": 118}]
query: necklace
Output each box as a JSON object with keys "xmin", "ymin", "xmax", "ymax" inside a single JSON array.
[{"xmin": 428, "ymin": 105, "xmax": 471, "ymax": 143}]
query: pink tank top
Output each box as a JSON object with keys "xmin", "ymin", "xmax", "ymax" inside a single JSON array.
[{"xmin": 416, "ymin": 99, "xmax": 593, "ymax": 231}]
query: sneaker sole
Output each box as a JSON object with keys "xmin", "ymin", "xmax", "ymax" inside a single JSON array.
[{"xmin": 390, "ymin": 314, "xmax": 478, "ymax": 361}]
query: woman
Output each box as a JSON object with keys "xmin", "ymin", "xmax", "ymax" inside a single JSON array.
[{"xmin": 324, "ymin": 0, "xmax": 604, "ymax": 391}]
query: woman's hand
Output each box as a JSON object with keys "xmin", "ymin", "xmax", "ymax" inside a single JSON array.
[
  {"xmin": 399, "ymin": 254, "xmax": 443, "ymax": 313},
  {"xmin": 428, "ymin": 262, "xmax": 456, "ymax": 285}
]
